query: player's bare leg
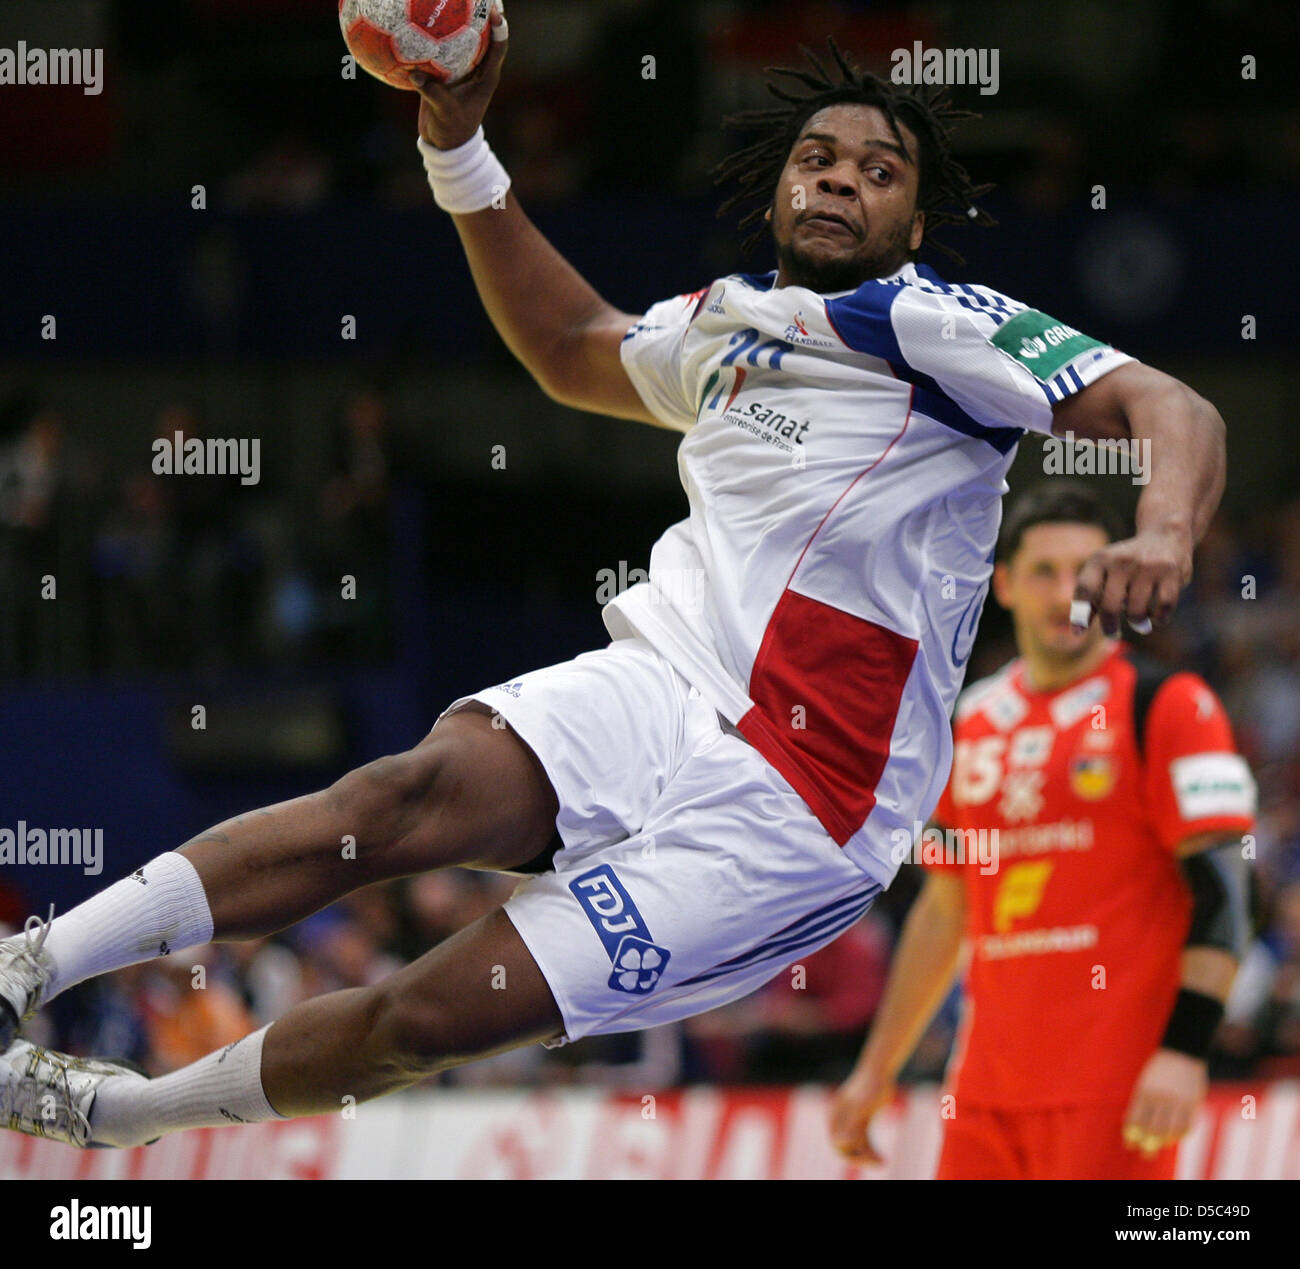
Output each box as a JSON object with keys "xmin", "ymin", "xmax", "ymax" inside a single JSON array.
[
  {"xmin": 258, "ymin": 908, "xmax": 559, "ymax": 1115},
  {"xmin": 36, "ymin": 907, "xmax": 562, "ymax": 1148},
  {"xmin": 179, "ymin": 703, "xmax": 559, "ymax": 936},
  {"xmin": 0, "ymin": 704, "xmax": 559, "ymax": 1044}
]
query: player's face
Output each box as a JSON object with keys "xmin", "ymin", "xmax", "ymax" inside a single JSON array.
[
  {"xmin": 769, "ymin": 104, "xmax": 925, "ymax": 293},
  {"xmin": 995, "ymin": 523, "xmax": 1112, "ymax": 661}
]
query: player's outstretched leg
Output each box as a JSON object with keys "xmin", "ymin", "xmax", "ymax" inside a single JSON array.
[
  {"xmin": 0, "ymin": 705, "xmax": 558, "ymax": 1046},
  {"xmin": 0, "ymin": 907, "xmax": 562, "ymax": 1148}
]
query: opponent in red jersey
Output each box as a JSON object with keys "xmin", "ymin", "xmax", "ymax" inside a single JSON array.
[{"xmin": 830, "ymin": 483, "xmax": 1256, "ymax": 1179}]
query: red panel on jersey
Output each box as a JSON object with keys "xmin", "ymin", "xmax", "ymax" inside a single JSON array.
[{"xmin": 738, "ymin": 588, "xmax": 917, "ymax": 845}]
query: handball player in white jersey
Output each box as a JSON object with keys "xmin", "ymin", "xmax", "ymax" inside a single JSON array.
[{"xmin": 0, "ymin": 12, "xmax": 1230, "ymax": 1149}]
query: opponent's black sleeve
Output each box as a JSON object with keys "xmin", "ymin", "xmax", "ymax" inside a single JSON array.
[
  {"xmin": 1159, "ymin": 838, "xmax": 1254, "ymax": 1058},
  {"xmin": 1178, "ymin": 836, "xmax": 1255, "ymax": 958}
]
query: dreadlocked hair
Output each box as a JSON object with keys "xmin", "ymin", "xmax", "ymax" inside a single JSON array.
[{"xmin": 713, "ymin": 38, "xmax": 996, "ymax": 267}]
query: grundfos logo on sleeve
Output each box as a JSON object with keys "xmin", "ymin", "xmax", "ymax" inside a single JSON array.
[
  {"xmin": 990, "ymin": 309, "xmax": 1104, "ymax": 383},
  {"xmin": 569, "ymin": 865, "xmax": 671, "ymax": 994}
]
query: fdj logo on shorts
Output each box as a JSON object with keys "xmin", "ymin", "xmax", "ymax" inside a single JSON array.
[{"xmin": 569, "ymin": 865, "xmax": 671, "ymax": 995}]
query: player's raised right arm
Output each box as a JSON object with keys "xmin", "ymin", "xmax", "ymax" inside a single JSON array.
[
  {"xmin": 409, "ymin": 15, "xmax": 657, "ymax": 427},
  {"xmin": 447, "ymin": 197, "xmax": 653, "ymax": 424}
]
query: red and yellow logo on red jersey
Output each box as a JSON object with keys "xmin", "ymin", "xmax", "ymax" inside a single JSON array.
[{"xmin": 1069, "ymin": 753, "xmax": 1117, "ymax": 800}]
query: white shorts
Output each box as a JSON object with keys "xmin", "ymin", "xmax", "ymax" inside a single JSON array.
[{"xmin": 440, "ymin": 636, "xmax": 882, "ymax": 1044}]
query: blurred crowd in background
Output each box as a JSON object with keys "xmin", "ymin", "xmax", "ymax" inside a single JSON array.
[
  {"xmin": 22, "ymin": 0, "xmax": 1282, "ymax": 210},
  {"xmin": 0, "ymin": 387, "xmax": 401, "ymax": 677},
  {"xmin": 1, "ymin": 0, "xmax": 1298, "ymax": 1090}
]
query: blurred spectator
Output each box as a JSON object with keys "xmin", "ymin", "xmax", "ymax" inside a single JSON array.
[
  {"xmin": 498, "ymin": 101, "xmax": 583, "ymax": 205},
  {"xmin": 224, "ymin": 129, "xmax": 333, "ymax": 212},
  {"xmin": 314, "ymin": 385, "xmax": 408, "ymax": 661},
  {"xmin": 292, "ymin": 909, "xmax": 403, "ymax": 997},
  {"xmin": 49, "ymin": 966, "xmax": 152, "ymax": 1071},
  {"xmin": 400, "ymin": 869, "xmax": 515, "ymax": 961},
  {"xmin": 341, "ymin": 881, "xmax": 402, "ymax": 953},
  {"xmin": 137, "ymin": 948, "xmax": 257, "ymax": 1076},
  {"xmin": 0, "ymin": 406, "xmax": 64, "ymax": 534},
  {"xmin": 1219, "ymin": 881, "xmax": 1300, "ymax": 1079},
  {"xmin": 224, "ymin": 937, "xmax": 306, "ymax": 1027},
  {"xmin": 0, "ymin": 403, "xmax": 96, "ymax": 676},
  {"xmin": 92, "ymin": 473, "xmax": 175, "ymax": 673},
  {"xmin": 153, "ymin": 404, "xmax": 269, "ymax": 672},
  {"xmin": 686, "ymin": 913, "xmax": 893, "ymax": 1083}
]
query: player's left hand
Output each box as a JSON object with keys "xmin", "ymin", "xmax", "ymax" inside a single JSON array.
[
  {"xmin": 1072, "ymin": 526, "xmax": 1193, "ymax": 637},
  {"xmin": 1122, "ymin": 1048, "xmax": 1207, "ymax": 1157},
  {"xmin": 829, "ymin": 1067, "xmax": 895, "ymax": 1166}
]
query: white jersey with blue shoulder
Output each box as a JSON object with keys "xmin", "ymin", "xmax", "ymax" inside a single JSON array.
[{"xmin": 610, "ymin": 260, "xmax": 1132, "ymax": 887}]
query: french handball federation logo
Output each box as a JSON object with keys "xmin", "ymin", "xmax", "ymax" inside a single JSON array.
[
  {"xmin": 783, "ymin": 310, "xmax": 835, "ymax": 349},
  {"xmin": 570, "ymin": 865, "xmax": 672, "ymax": 996}
]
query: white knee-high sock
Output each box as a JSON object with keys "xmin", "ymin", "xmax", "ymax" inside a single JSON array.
[
  {"xmin": 90, "ymin": 1025, "xmax": 286, "ymax": 1148},
  {"xmin": 39, "ymin": 852, "xmax": 214, "ymax": 1000}
]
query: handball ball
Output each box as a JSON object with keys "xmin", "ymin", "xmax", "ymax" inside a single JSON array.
[{"xmin": 339, "ymin": 0, "xmax": 494, "ymax": 90}]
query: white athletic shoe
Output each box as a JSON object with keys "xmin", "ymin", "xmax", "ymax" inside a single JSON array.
[
  {"xmin": 0, "ymin": 1040, "xmax": 148, "ymax": 1149},
  {"xmin": 0, "ymin": 908, "xmax": 56, "ymax": 1049}
]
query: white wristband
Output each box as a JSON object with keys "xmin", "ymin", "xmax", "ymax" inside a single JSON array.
[{"xmin": 417, "ymin": 126, "xmax": 510, "ymax": 214}]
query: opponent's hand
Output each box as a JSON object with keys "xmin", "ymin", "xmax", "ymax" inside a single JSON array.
[
  {"xmin": 1122, "ymin": 1048, "xmax": 1206, "ymax": 1158},
  {"xmin": 1071, "ymin": 526, "xmax": 1193, "ymax": 636},
  {"xmin": 411, "ymin": 2, "xmax": 508, "ymax": 151},
  {"xmin": 829, "ymin": 1067, "xmax": 894, "ymax": 1165}
]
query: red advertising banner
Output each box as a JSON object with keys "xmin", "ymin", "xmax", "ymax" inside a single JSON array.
[{"xmin": 1, "ymin": 1083, "xmax": 1295, "ymax": 1180}]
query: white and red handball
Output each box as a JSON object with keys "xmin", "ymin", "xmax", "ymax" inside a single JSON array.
[{"xmin": 339, "ymin": 0, "xmax": 494, "ymax": 90}]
